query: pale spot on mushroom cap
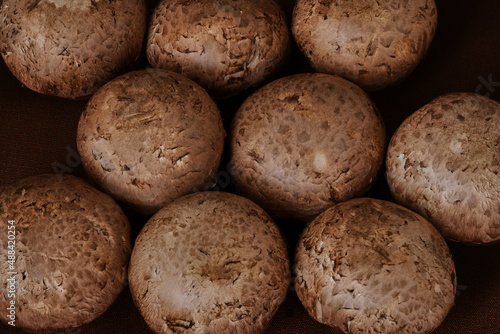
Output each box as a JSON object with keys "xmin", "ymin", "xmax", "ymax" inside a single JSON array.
[
  {"xmin": 313, "ymin": 152, "xmax": 328, "ymax": 172},
  {"xmin": 449, "ymin": 140, "xmax": 463, "ymax": 154},
  {"xmin": 230, "ymin": 73, "xmax": 385, "ymax": 221},
  {"xmin": 44, "ymin": 0, "xmax": 95, "ymax": 10}
]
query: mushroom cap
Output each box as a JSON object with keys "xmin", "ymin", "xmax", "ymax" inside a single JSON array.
[
  {"xmin": 0, "ymin": 174, "xmax": 131, "ymax": 332},
  {"xmin": 147, "ymin": 0, "xmax": 291, "ymax": 98},
  {"xmin": 77, "ymin": 68, "xmax": 225, "ymax": 216},
  {"xmin": 292, "ymin": 0, "xmax": 437, "ymax": 91},
  {"xmin": 129, "ymin": 191, "xmax": 290, "ymax": 334},
  {"xmin": 386, "ymin": 92, "xmax": 500, "ymax": 244},
  {"xmin": 230, "ymin": 73, "xmax": 386, "ymax": 221},
  {"xmin": 294, "ymin": 197, "xmax": 456, "ymax": 334},
  {"xmin": 0, "ymin": 0, "xmax": 147, "ymax": 99}
]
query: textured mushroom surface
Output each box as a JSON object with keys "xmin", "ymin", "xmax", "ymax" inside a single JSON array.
[
  {"xmin": 230, "ymin": 73, "xmax": 386, "ymax": 221},
  {"xmin": 147, "ymin": 0, "xmax": 290, "ymax": 98},
  {"xmin": 292, "ymin": 0, "xmax": 437, "ymax": 91},
  {"xmin": 386, "ymin": 92, "xmax": 500, "ymax": 244},
  {"xmin": 77, "ymin": 69, "xmax": 225, "ymax": 216},
  {"xmin": 0, "ymin": 0, "xmax": 147, "ymax": 99},
  {"xmin": 295, "ymin": 198, "xmax": 457, "ymax": 334},
  {"xmin": 0, "ymin": 174, "xmax": 131, "ymax": 332},
  {"xmin": 129, "ymin": 191, "xmax": 290, "ymax": 334}
]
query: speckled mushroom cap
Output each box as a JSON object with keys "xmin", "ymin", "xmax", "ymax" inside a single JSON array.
[
  {"xmin": 0, "ymin": 174, "xmax": 131, "ymax": 332},
  {"xmin": 295, "ymin": 198, "xmax": 456, "ymax": 334},
  {"xmin": 146, "ymin": 0, "xmax": 290, "ymax": 98},
  {"xmin": 230, "ymin": 73, "xmax": 386, "ymax": 221},
  {"xmin": 0, "ymin": 0, "xmax": 147, "ymax": 99},
  {"xmin": 129, "ymin": 191, "xmax": 290, "ymax": 334},
  {"xmin": 386, "ymin": 92, "xmax": 500, "ymax": 244},
  {"xmin": 77, "ymin": 68, "xmax": 225, "ymax": 216},
  {"xmin": 292, "ymin": 0, "xmax": 437, "ymax": 91}
]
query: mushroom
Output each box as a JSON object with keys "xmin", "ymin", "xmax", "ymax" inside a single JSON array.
[
  {"xmin": 0, "ymin": 174, "xmax": 131, "ymax": 332},
  {"xmin": 386, "ymin": 92, "xmax": 500, "ymax": 244},
  {"xmin": 294, "ymin": 197, "xmax": 457, "ymax": 334},
  {"xmin": 146, "ymin": 0, "xmax": 291, "ymax": 98},
  {"xmin": 0, "ymin": 0, "xmax": 147, "ymax": 99},
  {"xmin": 77, "ymin": 68, "xmax": 225, "ymax": 216},
  {"xmin": 230, "ymin": 73, "xmax": 386, "ymax": 221},
  {"xmin": 128, "ymin": 191, "xmax": 290, "ymax": 334},
  {"xmin": 292, "ymin": 0, "xmax": 438, "ymax": 91}
]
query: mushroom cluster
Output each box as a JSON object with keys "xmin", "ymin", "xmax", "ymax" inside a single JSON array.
[{"xmin": 1, "ymin": 0, "xmax": 500, "ymax": 333}]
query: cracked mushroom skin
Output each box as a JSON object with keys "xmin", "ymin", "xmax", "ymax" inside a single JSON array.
[
  {"xmin": 230, "ymin": 73, "xmax": 386, "ymax": 222},
  {"xmin": 146, "ymin": 0, "xmax": 291, "ymax": 98},
  {"xmin": 77, "ymin": 68, "xmax": 225, "ymax": 216},
  {"xmin": 0, "ymin": 0, "xmax": 147, "ymax": 99},
  {"xmin": 292, "ymin": 0, "xmax": 438, "ymax": 91},
  {"xmin": 129, "ymin": 191, "xmax": 290, "ymax": 334},
  {"xmin": 0, "ymin": 174, "xmax": 131, "ymax": 332},
  {"xmin": 295, "ymin": 198, "xmax": 457, "ymax": 334},
  {"xmin": 386, "ymin": 92, "xmax": 500, "ymax": 244}
]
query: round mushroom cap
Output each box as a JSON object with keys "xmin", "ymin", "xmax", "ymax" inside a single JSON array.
[
  {"xmin": 77, "ymin": 68, "xmax": 225, "ymax": 216},
  {"xmin": 292, "ymin": 0, "xmax": 437, "ymax": 91},
  {"xmin": 129, "ymin": 191, "xmax": 290, "ymax": 334},
  {"xmin": 295, "ymin": 198, "xmax": 457, "ymax": 334},
  {"xmin": 386, "ymin": 92, "xmax": 500, "ymax": 244},
  {"xmin": 0, "ymin": 174, "xmax": 131, "ymax": 332},
  {"xmin": 230, "ymin": 73, "xmax": 386, "ymax": 221},
  {"xmin": 147, "ymin": 0, "xmax": 291, "ymax": 98},
  {"xmin": 0, "ymin": 0, "xmax": 147, "ymax": 99}
]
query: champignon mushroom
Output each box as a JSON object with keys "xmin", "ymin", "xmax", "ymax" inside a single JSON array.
[
  {"xmin": 128, "ymin": 191, "xmax": 290, "ymax": 334},
  {"xmin": 386, "ymin": 92, "xmax": 500, "ymax": 244},
  {"xmin": 292, "ymin": 0, "xmax": 438, "ymax": 91},
  {"xmin": 0, "ymin": 174, "xmax": 131, "ymax": 332},
  {"xmin": 77, "ymin": 68, "xmax": 225, "ymax": 216},
  {"xmin": 295, "ymin": 197, "xmax": 457, "ymax": 334},
  {"xmin": 0, "ymin": 0, "xmax": 147, "ymax": 99},
  {"xmin": 146, "ymin": 0, "xmax": 291, "ymax": 98},
  {"xmin": 230, "ymin": 73, "xmax": 386, "ymax": 221}
]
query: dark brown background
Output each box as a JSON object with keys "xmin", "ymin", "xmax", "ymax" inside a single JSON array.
[{"xmin": 1, "ymin": 0, "xmax": 500, "ymax": 333}]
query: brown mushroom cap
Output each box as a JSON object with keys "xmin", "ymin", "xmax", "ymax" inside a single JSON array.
[
  {"xmin": 77, "ymin": 68, "xmax": 225, "ymax": 216},
  {"xmin": 0, "ymin": 0, "xmax": 147, "ymax": 99},
  {"xmin": 295, "ymin": 198, "xmax": 456, "ymax": 334},
  {"xmin": 0, "ymin": 174, "xmax": 131, "ymax": 332},
  {"xmin": 386, "ymin": 92, "xmax": 500, "ymax": 244},
  {"xmin": 230, "ymin": 73, "xmax": 386, "ymax": 221},
  {"xmin": 129, "ymin": 191, "xmax": 290, "ymax": 334},
  {"xmin": 292, "ymin": 0, "xmax": 437, "ymax": 91},
  {"xmin": 146, "ymin": 0, "xmax": 291, "ymax": 98}
]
